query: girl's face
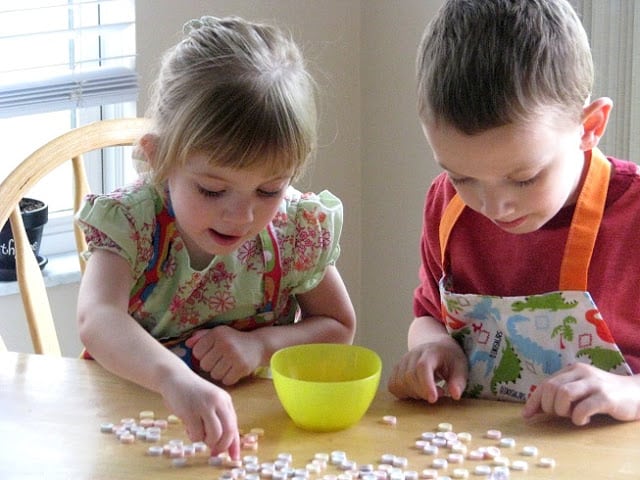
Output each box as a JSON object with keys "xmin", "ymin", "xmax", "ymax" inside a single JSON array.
[
  {"xmin": 167, "ymin": 152, "xmax": 292, "ymax": 266},
  {"xmin": 422, "ymin": 114, "xmax": 587, "ymax": 234}
]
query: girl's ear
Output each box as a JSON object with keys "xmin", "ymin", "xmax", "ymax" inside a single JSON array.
[
  {"xmin": 580, "ymin": 97, "xmax": 613, "ymax": 151},
  {"xmin": 137, "ymin": 133, "xmax": 160, "ymax": 167}
]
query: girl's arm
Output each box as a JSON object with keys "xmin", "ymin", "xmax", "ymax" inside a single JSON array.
[
  {"xmin": 77, "ymin": 249, "xmax": 240, "ymax": 458},
  {"xmin": 78, "ymin": 249, "xmax": 181, "ymax": 391},
  {"xmin": 188, "ymin": 265, "xmax": 356, "ymax": 384},
  {"xmin": 257, "ymin": 264, "xmax": 356, "ymax": 354}
]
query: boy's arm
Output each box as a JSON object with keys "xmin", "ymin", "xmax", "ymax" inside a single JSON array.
[
  {"xmin": 408, "ymin": 314, "xmax": 451, "ymax": 349},
  {"xmin": 523, "ymin": 363, "xmax": 640, "ymax": 426},
  {"xmin": 388, "ymin": 315, "xmax": 468, "ymax": 402}
]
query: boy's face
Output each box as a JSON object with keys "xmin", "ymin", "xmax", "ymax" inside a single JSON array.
[{"xmin": 423, "ymin": 113, "xmax": 586, "ymax": 234}]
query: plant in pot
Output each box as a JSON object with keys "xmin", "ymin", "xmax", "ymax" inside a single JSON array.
[{"xmin": 0, "ymin": 198, "xmax": 48, "ymax": 282}]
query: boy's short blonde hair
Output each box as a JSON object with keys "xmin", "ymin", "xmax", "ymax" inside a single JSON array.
[
  {"xmin": 145, "ymin": 16, "xmax": 317, "ymax": 184},
  {"xmin": 417, "ymin": 0, "xmax": 593, "ymax": 134}
]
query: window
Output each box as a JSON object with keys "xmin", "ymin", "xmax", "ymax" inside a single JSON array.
[
  {"xmin": 0, "ymin": 0, "xmax": 137, "ymax": 257},
  {"xmin": 572, "ymin": 0, "xmax": 640, "ymax": 162}
]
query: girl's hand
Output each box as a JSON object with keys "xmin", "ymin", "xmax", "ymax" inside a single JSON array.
[
  {"xmin": 187, "ymin": 326, "xmax": 263, "ymax": 385},
  {"xmin": 388, "ymin": 336, "xmax": 468, "ymax": 403},
  {"xmin": 523, "ymin": 363, "xmax": 640, "ymax": 426},
  {"xmin": 160, "ymin": 371, "xmax": 240, "ymax": 459}
]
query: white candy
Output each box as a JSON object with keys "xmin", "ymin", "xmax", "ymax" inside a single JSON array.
[
  {"xmin": 498, "ymin": 438, "xmax": 516, "ymax": 448},
  {"xmin": 420, "ymin": 469, "xmax": 438, "ymax": 479},
  {"xmin": 380, "ymin": 454, "xmax": 396, "ymax": 464},
  {"xmin": 392, "ymin": 457, "xmax": 408, "ymax": 468},
  {"xmin": 404, "ymin": 470, "xmax": 419, "ymax": 480},
  {"xmin": 452, "ymin": 468, "xmax": 470, "ymax": 479},
  {"xmin": 100, "ymin": 423, "xmax": 114, "ymax": 433},
  {"xmin": 100, "ymin": 412, "xmax": 551, "ymax": 479},
  {"xmin": 491, "ymin": 466, "xmax": 510, "ymax": 480},
  {"xmin": 382, "ymin": 415, "xmax": 398, "ymax": 426},
  {"xmin": 422, "ymin": 445, "xmax": 439, "ymax": 455},
  {"xmin": 510, "ymin": 460, "xmax": 528, "ymax": 471},
  {"xmin": 431, "ymin": 458, "xmax": 448, "ymax": 470},
  {"xmin": 147, "ymin": 445, "xmax": 164, "ymax": 456},
  {"xmin": 538, "ymin": 457, "xmax": 556, "ymax": 468},
  {"xmin": 438, "ymin": 422, "xmax": 453, "ymax": 432},
  {"xmin": 473, "ymin": 465, "xmax": 491, "ymax": 476}
]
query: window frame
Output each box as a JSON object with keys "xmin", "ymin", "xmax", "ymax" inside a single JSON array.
[{"xmin": 0, "ymin": 0, "xmax": 137, "ymax": 258}]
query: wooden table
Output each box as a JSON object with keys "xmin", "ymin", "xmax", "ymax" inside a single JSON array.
[{"xmin": 1, "ymin": 352, "xmax": 638, "ymax": 479}]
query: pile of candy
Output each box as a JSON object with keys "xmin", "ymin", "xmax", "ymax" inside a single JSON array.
[{"xmin": 100, "ymin": 411, "xmax": 557, "ymax": 479}]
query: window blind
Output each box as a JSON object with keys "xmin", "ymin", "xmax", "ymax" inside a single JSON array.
[
  {"xmin": 0, "ymin": 0, "xmax": 137, "ymax": 119},
  {"xmin": 572, "ymin": 0, "xmax": 640, "ymax": 162}
]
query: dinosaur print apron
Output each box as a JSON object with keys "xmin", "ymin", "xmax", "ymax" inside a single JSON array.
[{"xmin": 439, "ymin": 148, "xmax": 632, "ymax": 402}]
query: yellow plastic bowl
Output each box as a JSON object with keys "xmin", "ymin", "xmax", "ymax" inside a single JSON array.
[{"xmin": 270, "ymin": 343, "xmax": 382, "ymax": 432}]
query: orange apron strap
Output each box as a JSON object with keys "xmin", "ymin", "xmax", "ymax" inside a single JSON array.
[
  {"xmin": 438, "ymin": 148, "xmax": 610, "ymax": 291},
  {"xmin": 559, "ymin": 148, "xmax": 610, "ymax": 290},
  {"xmin": 439, "ymin": 194, "xmax": 466, "ymax": 267}
]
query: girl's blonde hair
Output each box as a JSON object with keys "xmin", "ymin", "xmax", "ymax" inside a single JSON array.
[{"xmin": 144, "ymin": 16, "xmax": 317, "ymax": 184}]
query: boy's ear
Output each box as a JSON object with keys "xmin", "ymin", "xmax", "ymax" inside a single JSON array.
[
  {"xmin": 137, "ymin": 133, "xmax": 159, "ymax": 167},
  {"xmin": 580, "ymin": 97, "xmax": 613, "ymax": 151}
]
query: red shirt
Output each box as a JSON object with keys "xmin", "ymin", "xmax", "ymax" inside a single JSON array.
[{"xmin": 414, "ymin": 153, "xmax": 640, "ymax": 373}]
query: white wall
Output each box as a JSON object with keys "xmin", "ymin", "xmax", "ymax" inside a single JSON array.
[
  {"xmin": 0, "ymin": 283, "xmax": 82, "ymax": 355},
  {"xmin": 2, "ymin": 0, "xmax": 636, "ymax": 386},
  {"xmin": 360, "ymin": 2, "xmax": 441, "ymax": 380},
  {"xmin": 134, "ymin": 0, "xmax": 365, "ymax": 326},
  {"xmin": 2, "ymin": 1, "xmax": 444, "ymax": 384},
  {"xmin": 133, "ymin": 0, "xmax": 443, "ymax": 381}
]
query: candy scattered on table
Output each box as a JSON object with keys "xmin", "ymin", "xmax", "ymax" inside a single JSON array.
[
  {"xmin": 139, "ymin": 410, "xmax": 154, "ymax": 420},
  {"xmin": 451, "ymin": 467, "xmax": 469, "ymax": 479},
  {"xmin": 99, "ymin": 411, "xmax": 557, "ymax": 477},
  {"xmin": 538, "ymin": 457, "xmax": 556, "ymax": 468},
  {"xmin": 498, "ymin": 437, "xmax": 516, "ymax": 449},
  {"xmin": 381, "ymin": 415, "xmax": 398, "ymax": 426},
  {"xmin": 510, "ymin": 460, "xmax": 528, "ymax": 471},
  {"xmin": 437, "ymin": 422, "xmax": 453, "ymax": 432}
]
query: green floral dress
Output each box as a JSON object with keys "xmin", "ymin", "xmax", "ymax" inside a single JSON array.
[{"xmin": 77, "ymin": 180, "xmax": 343, "ymax": 366}]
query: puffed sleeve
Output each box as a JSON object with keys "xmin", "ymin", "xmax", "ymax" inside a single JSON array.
[
  {"xmin": 279, "ymin": 188, "xmax": 343, "ymax": 295},
  {"xmin": 75, "ymin": 183, "xmax": 160, "ymax": 279}
]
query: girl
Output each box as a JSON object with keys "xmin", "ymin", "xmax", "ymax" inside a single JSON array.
[{"xmin": 76, "ymin": 16, "xmax": 356, "ymax": 458}]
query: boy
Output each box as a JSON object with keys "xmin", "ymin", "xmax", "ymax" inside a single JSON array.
[{"xmin": 388, "ymin": 0, "xmax": 640, "ymax": 426}]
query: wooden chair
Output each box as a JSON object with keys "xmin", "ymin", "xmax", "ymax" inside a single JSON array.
[{"xmin": 0, "ymin": 118, "xmax": 149, "ymax": 355}]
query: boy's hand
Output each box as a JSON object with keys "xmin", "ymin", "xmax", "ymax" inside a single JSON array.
[
  {"xmin": 388, "ymin": 337, "xmax": 468, "ymax": 403},
  {"xmin": 523, "ymin": 363, "xmax": 640, "ymax": 425}
]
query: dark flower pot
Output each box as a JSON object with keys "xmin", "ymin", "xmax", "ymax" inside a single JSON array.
[{"xmin": 0, "ymin": 198, "xmax": 48, "ymax": 282}]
